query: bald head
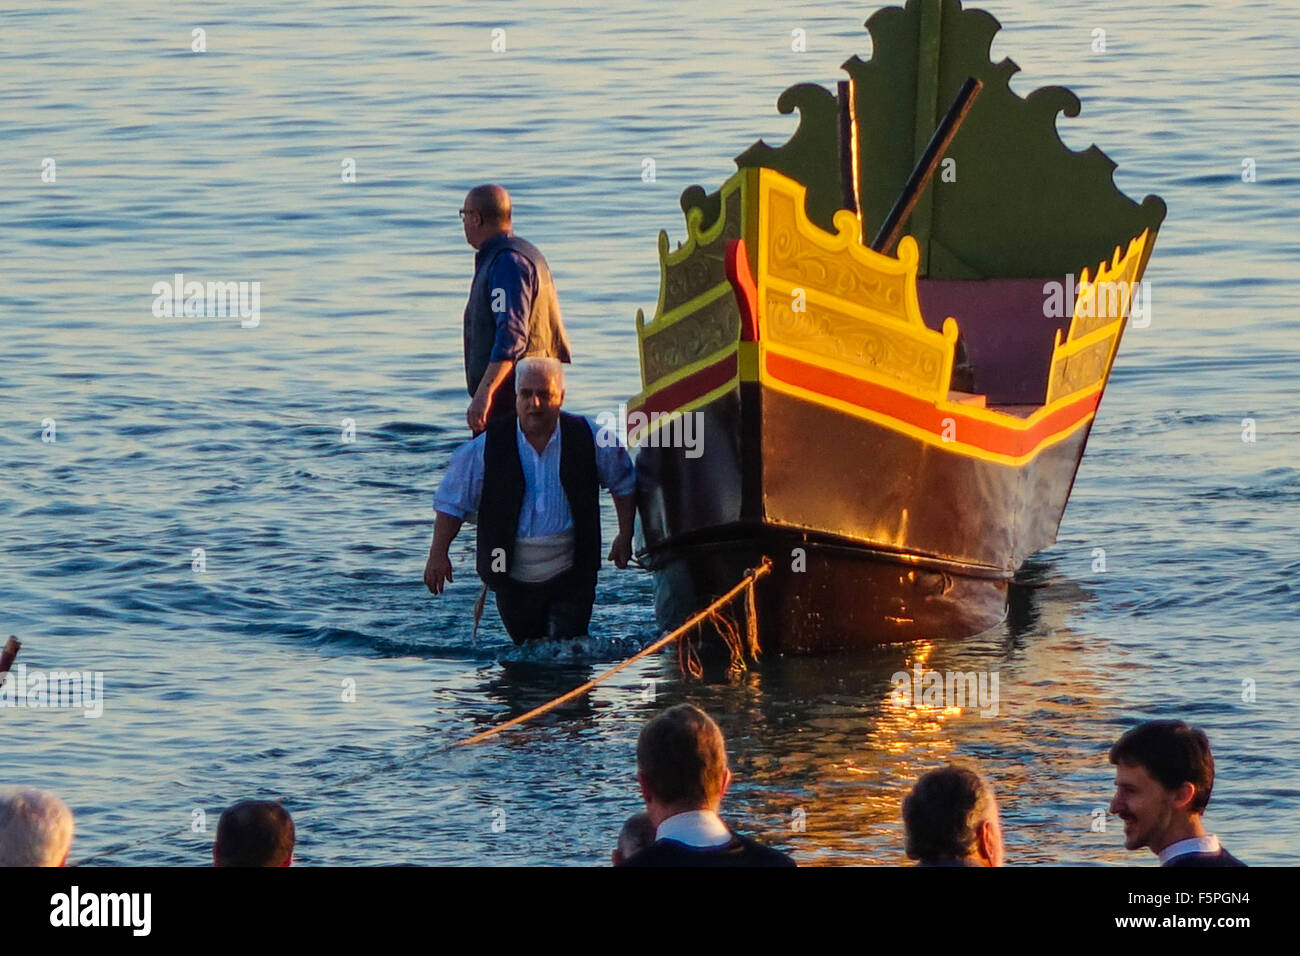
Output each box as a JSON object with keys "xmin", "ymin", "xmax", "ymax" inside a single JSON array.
[
  {"xmin": 461, "ymin": 184, "xmax": 513, "ymax": 249},
  {"xmin": 465, "ymin": 184, "xmax": 512, "ymax": 226}
]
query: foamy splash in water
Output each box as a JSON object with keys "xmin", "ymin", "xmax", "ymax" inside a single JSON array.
[{"xmin": 496, "ymin": 634, "xmax": 647, "ymax": 665}]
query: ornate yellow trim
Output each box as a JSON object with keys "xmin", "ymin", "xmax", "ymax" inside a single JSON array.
[
  {"xmin": 644, "ymin": 170, "xmax": 753, "ymax": 331},
  {"xmin": 1047, "ymin": 229, "xmax": 1150, "ymax": 403},
  {"xmin": 761, "ymin": 353, "xmax": 1095, "ymax": 468},
  {"xmin": 627, "ymin": 378, "xmax": 738, "ymax": 447},
  {"xmin": 638, "ymin": 284, "xmax": 740, "ymax": 386},
  {"xmin": 754, "ymin": 168, "xmax": 957, "ymax": 403},
  {"xmin": 761, "ymin": 337, "xmax": 1103, "ymax": 427},
  {"xmin": 636, "ymin": 170, "xmax": 757, "ymax": 390},
  {"xmin": 627, "ymin": 342, "xmax": 738, "ymax": 412}
]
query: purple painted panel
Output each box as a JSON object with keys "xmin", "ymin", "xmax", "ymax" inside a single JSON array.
[{"xmin": 917, "ymin": 279, "xmax": 1069, "ymax": 405}]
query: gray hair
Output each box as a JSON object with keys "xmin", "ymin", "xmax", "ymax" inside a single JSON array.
[
  {"xmin": 0, "ymin": 787, "xmax": 74, "ymax": 866},
  {"xmin": 516, "ymin": 356, "xmax": 565, "ymax": 389},
  {"xmin": 902, "ymin": 764, "xmax": 996, "ymax": 864}
]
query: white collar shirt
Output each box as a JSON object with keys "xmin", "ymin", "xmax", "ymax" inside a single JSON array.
[
  {"xmin": 1158, "ymin": 834, "xmax": 1220, "ymax": 864},
  {"xmin": 656, "ymin": 810, "xmax": 733, "ymax": 848}
]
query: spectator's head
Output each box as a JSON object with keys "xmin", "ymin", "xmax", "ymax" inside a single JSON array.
[
  {"xmin": 612, "ymin": 811, "xmax": 656, "ymax": 866},
  {"xmin": 212, "ymin": 800, "xmax": 295, "ymax": 867},
  {"xmin": 636, "ymin": 704, "xmax": 731, "ymax": 827},
  {"xmin": 460, "ymin": 183, "xmax": 512, "ymax": 248},
  {"xmin": 1108, "ymin": 720, "xmax": 1215, "ymax": 853},
  {"xmin": 902, "ymin": 764, "xmax": 1004, "ymax": 867},
  {"xmin": 515, "ymin": 356, "xmax": 566, "ymax": 438},
  {"xmin": 0, "ymin": 787, "xmax": 74, "ymax": 867}
]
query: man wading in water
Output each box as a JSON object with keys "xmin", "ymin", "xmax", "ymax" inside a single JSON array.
[
  {"xmin": 459, "ymin": 184, "xmax": 572, "ymax": 434},
  {"xmin": 424, "ymin": 358, "xmax": 636, "ymax": 643}
]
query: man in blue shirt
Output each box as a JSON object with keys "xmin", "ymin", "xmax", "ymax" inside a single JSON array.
[
  {"xmin": 459, "ymin": 185, "xmax": 572, "ymax": 433},
  {"xmin": 424, "ymin": 357, "xmax": 634, "ymax": 643}
]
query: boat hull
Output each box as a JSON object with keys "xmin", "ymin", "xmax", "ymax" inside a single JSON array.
[
  {"xmin": 648, "ymin": 529, "xmax": 1010, "ymax": 654},
  {"xmin": 626, "ymin": 2, "xmax": 1165, "ymax": 656},
  {"xmin": 635, "ymin": 378, "xmax": 1092, "ymax": 653}
]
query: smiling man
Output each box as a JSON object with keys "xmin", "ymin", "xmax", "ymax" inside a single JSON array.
[
  {"xmin": 425, "ymin": 357, "xmax": 635, "ymax": 644},
  {"xmin": 1108, "ymin": 720, "xmax": 1245, "ymax": 867}
]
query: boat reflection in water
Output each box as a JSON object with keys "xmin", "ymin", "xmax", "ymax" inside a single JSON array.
[{"xmin": 635, "ymin": 558, "xmax": 1137, "ymax": 865}]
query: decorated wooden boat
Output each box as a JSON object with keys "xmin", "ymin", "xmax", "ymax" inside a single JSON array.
[{"xmin": 627, "ymin": 0, "xmax": 1165, "ymax": 653}]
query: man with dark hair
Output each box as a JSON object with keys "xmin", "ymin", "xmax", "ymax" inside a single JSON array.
[
  {"xmin": 611, "ymin": 811, "xmax": 656, "ymax": 866},
  {"xmin": 212, "ymin": 800, "xmax": 295, "ymax": 867},
  {"xmin": 459, "ymin": 183, "xmax": 572, "ymax": 433},
  {"xmin": 1108, "ymin": 720, "xmax": 1245, "ymax": 866},
  {"xmin": 622, "ymin": 704, "xmax": 794, "ymax": 867},
  {"xmin": 902, "ymin": 764, "xmax": 1004, "ymax": 866}
]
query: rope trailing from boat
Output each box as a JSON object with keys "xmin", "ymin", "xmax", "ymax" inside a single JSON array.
[
  {"xmin": 62, "ymin": 561, "xmax": 773, "ymax": 862},
  {"xmin": 449, "ymin": 556, "xmax": 772, "ymax": 749}
]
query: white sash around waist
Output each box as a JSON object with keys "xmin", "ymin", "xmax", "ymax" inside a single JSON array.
[{"xmin": 508, "ymin": 529, "xmax": 575, "ymax": 583}]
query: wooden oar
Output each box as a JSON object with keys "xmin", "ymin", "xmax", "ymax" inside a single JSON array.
[
  {"xmin": 470, "ymin": 584, "xmax": 488, "ymax": 645},
  {"xmin": 0, "ymin": 636, "xmax": 20, "ymax": 688},
  {"xmin": 871, "ymin": 76, "xmax": 983, "ymax": 255}
]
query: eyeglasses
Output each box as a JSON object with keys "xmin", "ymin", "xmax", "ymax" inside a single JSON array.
[{"xmin": 458, "ymin": 208, "xmax": 479, "ymax": 222}]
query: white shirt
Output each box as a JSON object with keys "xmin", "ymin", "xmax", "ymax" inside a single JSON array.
[
  {"xmin": 1158, "ymin": 834, "xmax": 1221, "ymax": 864},
  {"xmin": 433, "ymin": 417, "xmax": 635, "ymax": 535},
  {"xmin": 656, "ymin": 810, "xmax": 733, "ymax": 848}
]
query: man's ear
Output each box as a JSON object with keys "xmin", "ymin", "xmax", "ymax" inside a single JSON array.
[
  {"xmin": 975, "ymin": 820, "xmax": 994, "ymax": 865},
  {"xmin": 1172, "ymin": 781, "xmax": 1197, "ymax": 813},
  {"xmin": 637, "ymin": 771, "xmax": 651, "ymax": 806},
  {"xmin": 719, "ymin": 768, "xmax": 732, "ymax": 803}
]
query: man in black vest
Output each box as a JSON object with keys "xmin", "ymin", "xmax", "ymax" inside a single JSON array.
[
  {"xmin": 460, "ymin": 184, "xmax": 573, "ymax": 433},
  {"xmin": 1108, "ymin": 720, "xmax": 1246, "ymax": 866},
  {"xmin": 621, "ymin": 704, "xmax": 796, "ymax": 867},
  {"xmin": 424, "ymin": 357, "xmax": 635, "ymax": 643}
]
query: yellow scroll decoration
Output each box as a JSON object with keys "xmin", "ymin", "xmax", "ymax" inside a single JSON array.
[
  {"xmin": 636, "ymin": 171, "xmax": 751, "ymax": 392},
  {"xmin": 1046, "ymin": 229, "xmax": 1151, "ymax": 404},
  {"xmin": 755, "ymin": 168, "xmax": 958, "ymax": 403}
]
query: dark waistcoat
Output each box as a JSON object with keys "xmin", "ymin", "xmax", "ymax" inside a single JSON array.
[
  {"xmin": 463, "ymin": 234, "xmax": 572, "ymax": 398},
  {"xmin": 477, "ymin": 412, "xmax": 600, "ymax": 588}
]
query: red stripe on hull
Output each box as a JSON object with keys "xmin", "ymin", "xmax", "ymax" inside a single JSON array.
[
  {"xmin": 631, "ymin": 352, "xmax": 738, "ymax": 420},
  {"xmin": 765, "ymin": 350, "xmax": 1098, "ymax": 459}
]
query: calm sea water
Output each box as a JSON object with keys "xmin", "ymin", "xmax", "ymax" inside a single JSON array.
[{"xmin": 1, "ymin": 0, "xmax": 1297, "ymax": 866}]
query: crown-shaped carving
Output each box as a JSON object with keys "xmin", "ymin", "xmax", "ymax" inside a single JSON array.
[{"xmin": 682, "ymin": 0, "xmax": 1165, "ymax": 280}]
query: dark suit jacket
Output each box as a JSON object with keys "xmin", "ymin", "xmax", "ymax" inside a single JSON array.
[
  {"xmin": 621, "ymin": 835, "xmax": 796, "ymax": 868},
  {"xmin": 1163, "ymin": 847, "xmax": 1246, "ymax": 867}
]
